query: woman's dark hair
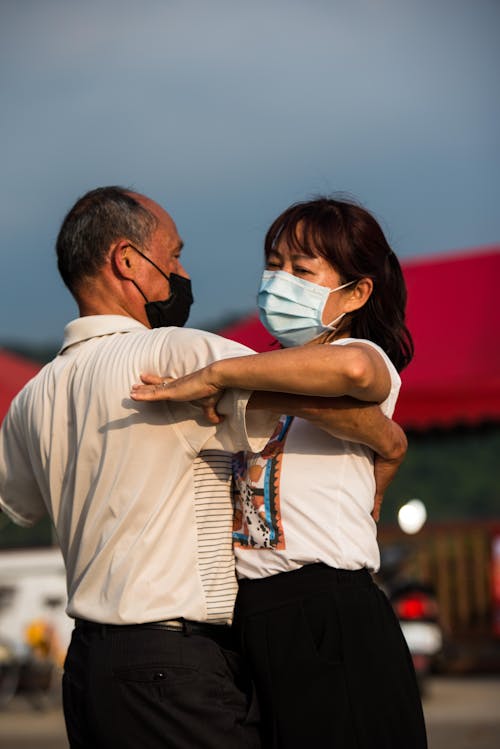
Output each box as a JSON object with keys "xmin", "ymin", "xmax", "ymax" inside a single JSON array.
[
  {"xmin": 264, "ymin": 196, "xmax": 414, "ymax": 371},
  {"xmin": 56, "ymin": 186, "xmax": 157, "ymax": 294}
]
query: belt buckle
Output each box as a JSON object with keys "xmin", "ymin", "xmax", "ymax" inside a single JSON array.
[{"xmin": 161, "ymin": 619, "xmax": 185, "ymax": 631}]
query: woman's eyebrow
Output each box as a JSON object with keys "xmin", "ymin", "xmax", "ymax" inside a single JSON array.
[
  {"xmin": 268, "ymin": 248, "xmax": 317, "ymax": 261},
  {"xmin": 290, "ymin": 251, "xmax": 317, "ymax": 260}
]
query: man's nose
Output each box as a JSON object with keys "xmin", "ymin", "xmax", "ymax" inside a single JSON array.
[{"xmin": 176, "ymin": 261, "xmax": 190, "ymax": 279}]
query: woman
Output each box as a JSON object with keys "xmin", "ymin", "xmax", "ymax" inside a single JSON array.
[{"xmin": 131, "ymin": 197, "xmax": 426, "ymax": 748}]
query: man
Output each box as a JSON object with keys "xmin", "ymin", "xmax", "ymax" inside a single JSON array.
[{"xmin": 0, "ymin": 187, "xmax": 405, "ymax": 748}]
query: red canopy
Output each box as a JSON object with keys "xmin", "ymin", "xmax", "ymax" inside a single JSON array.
[
  {"xmin": 220, "ymin": 246, "xmax": 500, "ymax": 431},
  {"xmin": 0, "ymin": 350, "xmax": 41, "ymax": 423}
]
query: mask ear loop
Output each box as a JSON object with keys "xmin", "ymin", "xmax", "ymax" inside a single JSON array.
[
  {"xmin": 125, "ymin": 243, "xmax": 172, "ymax": 304},
  {"xmin": 328, "ymin": 279, "xmax": 356, "ymax": 294},
  {"xmin": 131, "ymin": 279, "xmax": 149, "ymax": 303},
  {"xmin": 323, "ymin": 311, "xmax": 346, "ymax": 332},
  {"xmin": 323, "ymin": 279, "xmax": 356, "ymax": 329}
]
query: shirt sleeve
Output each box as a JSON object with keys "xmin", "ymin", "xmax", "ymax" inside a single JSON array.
[
  {"xmin": 330, "ymin": 338, "xmax": 401, "ymax": 417},
  {"xmin": 207, "ymin": 387, "xmax": 278, "ymax": 453},
  {"xmin": 157, "ymin": 328, "xmax": 278, "ymax": 453},
  {"xmin": 0, "ymin": 398, "xmax": 47, "ymax": 527}
]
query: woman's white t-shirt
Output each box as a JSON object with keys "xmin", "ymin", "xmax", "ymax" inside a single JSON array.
[{"xmin": 233, "ymin": 338, "xmax": 401, "ymax": 580}]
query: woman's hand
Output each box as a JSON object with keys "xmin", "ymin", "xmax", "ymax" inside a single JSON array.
[{"xmin": 130, "ymin": 369, "xmax": 226, "ymax": 424}]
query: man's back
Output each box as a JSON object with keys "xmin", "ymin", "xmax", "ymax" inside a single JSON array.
[
  {"xmin": 0, "ymin": 187, "xmax": 269, "ymax": 748},
  {"xmin": 1, "ymin": 315, "xmax": 273, "ymax": 625}
]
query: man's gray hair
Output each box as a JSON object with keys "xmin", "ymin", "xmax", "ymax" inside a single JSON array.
[{"xmin": 56, "ymin": 186, "xmax": 158, "ymax": 293}]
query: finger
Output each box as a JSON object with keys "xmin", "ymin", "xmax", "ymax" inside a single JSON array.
[
  {"xmin": 202, "ymin": 405, "xmax": 225, "ymax": 424},
  {"xmin": 130, "ymin": 382, "xmax": 173, "ymax": 401},
  {"xmin": 130, "ymin": 388, "xmax": 162, "ymax": 401},
  {"xmin": 139, "ymin": 373, "xmax": 170, "ymax": 385},
  {"xmin": 372, "ymin": 495, "xmax": 382, "ymax": 522}
]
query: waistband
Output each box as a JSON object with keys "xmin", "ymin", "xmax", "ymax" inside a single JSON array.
[
  {"xmin": 236, "ymin": 563, "xmax": 373, "ymax": 614},
  {"xmin": 75, "ymin": 617, "xmax": 235, "ymax": 649}
]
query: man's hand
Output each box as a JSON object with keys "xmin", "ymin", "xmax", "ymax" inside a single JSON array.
[{"xmin": 372, "ymin": 447, "xmax": 406, "ymax": 521}]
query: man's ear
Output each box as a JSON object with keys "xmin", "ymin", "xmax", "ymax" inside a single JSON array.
[
  {"xmin": 346, "ymin": 277, "xmax": 373, "ymax": 313},
  {"xmin": 112, "ymin": 240, "xmax": 135, "ymax": 279}
]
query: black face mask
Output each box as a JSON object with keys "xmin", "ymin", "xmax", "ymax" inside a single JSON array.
[
  {"xmin": 144, "ymin": 272, "xmax": 194, "ymax": 328},
  {"xmin": 129, "ymin": 246, "xmax": 194, "ymax": 328}
]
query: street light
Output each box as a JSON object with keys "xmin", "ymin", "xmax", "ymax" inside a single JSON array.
[{"xmin": 398, "ymin": 499, "xmax": 427, "ymax": 535}]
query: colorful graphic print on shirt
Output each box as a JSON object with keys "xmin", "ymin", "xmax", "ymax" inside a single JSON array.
[{"xmin": 232, "ymin": 416, "xmax": 293, "ymax": 549}]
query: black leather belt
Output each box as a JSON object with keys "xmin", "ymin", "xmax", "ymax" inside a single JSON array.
[{"xmin": 75, "ymin": 617, "xmax": 235, "ymax": 649}]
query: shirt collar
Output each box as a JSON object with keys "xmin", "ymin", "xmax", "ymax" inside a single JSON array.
[{"xmin": 59, "ymin": 315, "xmax": 148, "ymax": 353}]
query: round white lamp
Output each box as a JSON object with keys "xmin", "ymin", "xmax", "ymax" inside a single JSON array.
[{"xmin": 397, "ymin": 499, "xmax": 427, "ymax": 535}]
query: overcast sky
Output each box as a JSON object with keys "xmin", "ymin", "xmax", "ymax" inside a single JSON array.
[{"xmin": 1, "ymin": 0, "xmax": 499, "ymax": 345}]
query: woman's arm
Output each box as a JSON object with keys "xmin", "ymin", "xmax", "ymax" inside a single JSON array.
[
  {"xmin": 212, "ymin": 343, "xmax": 391, "ymax": 401},
  {"xmin": 131, "ymin": 371, "xmax": 405, "ymax": 521},
  {"xmin": 249, "ymin": 391, "xmax": 407, "ymax": 521},
  {"xmin": 248, "ymin": 392, "xmax": 405, "ymax": 456},
  {"xmin": 131, "ymin": 342, "xmax": 391, "ymax": 405}
]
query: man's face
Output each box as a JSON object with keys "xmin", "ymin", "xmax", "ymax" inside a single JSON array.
[{"xmin": 132, "ymin": 194, "xmax": 189, "ymax": 305}]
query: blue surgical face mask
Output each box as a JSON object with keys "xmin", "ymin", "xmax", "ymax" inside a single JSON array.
[{"xmin": 257, "ymin": 269, "xmax": 355, "ymax": 347}]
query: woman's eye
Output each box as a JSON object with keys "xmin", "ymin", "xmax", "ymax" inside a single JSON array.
[
  {"xmin": 267, "ymin": 261, "xmax": 281, "ymax": 269},
  {"xmin": 294, "ymin": 266, "xmax": 312, "ymax": 275}
]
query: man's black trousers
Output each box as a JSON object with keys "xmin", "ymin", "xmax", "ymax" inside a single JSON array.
[{"xmin": 62, "ymin": 620, "xmax": 260, "ymax": 748}]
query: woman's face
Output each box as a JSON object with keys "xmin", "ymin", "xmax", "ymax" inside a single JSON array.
[{"xmin": 266, "ymin": 239, "xmax": 350, "ymax": 327}]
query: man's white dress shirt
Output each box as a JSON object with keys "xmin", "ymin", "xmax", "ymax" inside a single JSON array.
[{"xmin": 0, "ymin": 316, "xmax": 276, "ymax": 624}]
